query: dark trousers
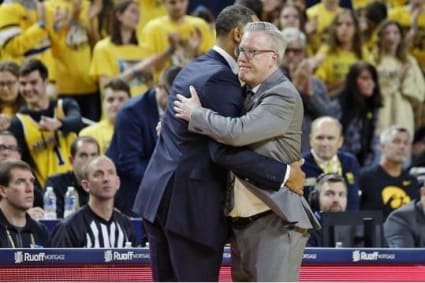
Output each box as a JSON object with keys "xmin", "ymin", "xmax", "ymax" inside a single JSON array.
[
  {"xmin": 143, "ymin": 219, "xmax": 224, "ymax": 282},
  {"xmin": 143, "ymin": 179, "xmax": 224, "ymax": 281}
]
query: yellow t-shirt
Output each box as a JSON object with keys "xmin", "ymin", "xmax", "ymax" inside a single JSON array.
[
  {"xmin": 351, "ymin": 0, "xmax": 370, "ymax": 10},
  {"xmin": 16, "ymin": 100, "xmax": 75, "ymax": 187},
  {"xmin": 44, "ymin": 0, "xmax": 97, "ymax": 95},
  {"xmin": 79, "ymin": 119, "xmax": 114, "ymax": 154},
  {"xmin": 0, "ymin": 2, "xmax": 56, "ymax": 82},
  {"xmin": 140, "ymin": 15, "xmax": 215, "ymax": 80},
  {"xmin": 136, "ymin": 0, "xmax": 167, "ymax": 40},
  {"xmin": 89, "ymin": 37, "xmax": 152, "ymax": 97},
  {"xmin": 315, "ymin": 45, "xmax": 374, "ymax": 87},
  {"xmin": 388, "ymin": 6, "xmax": 425, "ymax": 71},
  {"xmin": 306, "ymin": 3, "xmax": 342, "ymax": 54}
]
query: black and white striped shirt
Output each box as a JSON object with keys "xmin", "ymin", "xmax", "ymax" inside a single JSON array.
[{"xmin": 50, "ymin": 205, "xmax": 135, "ymax": 248}]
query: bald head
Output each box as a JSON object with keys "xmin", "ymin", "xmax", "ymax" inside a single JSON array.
[{"xmin": 310, "ymin": 116, "xmax": 343, "ymax": 160}]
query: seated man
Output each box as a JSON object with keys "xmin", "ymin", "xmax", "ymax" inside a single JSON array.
[
  {"xmin": 307, "ymin": 173, "xmax": 348, "ymax": 247},
  {"xmin": 303, "ymin": 116, "xmax": 360, "ymax": 210},
  {"xmin": 360, "ymin": 125, "xmax": 419, "ymax": 218},
  {"xmin": 0, "ymin": 160, "xmax": 49, "ymax": 248},
  {"xmin": 384, "ymin": 177, "xmax": 425, "ymax": 247},
  {"xmin": 44, "ymin": 136, "xmax": 100, "ymax": 219},
  {"xmin": 49, "ymin": 156, "xmax": 136, "ymax": 248}
]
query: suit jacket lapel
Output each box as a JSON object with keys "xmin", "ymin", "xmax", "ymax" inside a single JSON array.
[{"xmin": 245, "ymin": 69, "xmax": 286, "ymax": 110}]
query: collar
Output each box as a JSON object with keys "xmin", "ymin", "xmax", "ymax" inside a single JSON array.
[
  {"xmin": 213, "ymin": 45, "xmax": 238, "ymax": 75},
  {"xmin": 250, "ymin": 84, "xmax": 261, "ymax": 94},
  {"xmin": 311, "ymin": 150, "xmax": 339, "ymax": 164}
]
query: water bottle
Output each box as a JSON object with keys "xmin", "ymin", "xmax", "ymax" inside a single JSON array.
[
  {"xmin": 43, "ymin": 186, "xmax": 57, "ymax": 219},
  {"xmin": 64, "ymin": 186, "xmax": 79, "ymax": 218}
]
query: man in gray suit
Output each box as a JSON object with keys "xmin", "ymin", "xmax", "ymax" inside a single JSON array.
[
  {"xmin": 384, "ymin": 178, "xmax": 425, "ymax": 247},
  {"xmin": 174, "ymin": 22, "xmax": 320, "ymax": 281}
]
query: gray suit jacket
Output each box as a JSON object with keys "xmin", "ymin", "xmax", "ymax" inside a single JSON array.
[
  {"xmin": 384, "ymin": 200, "xmax": 425, "ymax": 247},
  {"xmin": 189, "ymin": 69, "xmax": 320, "ymax": 230}
]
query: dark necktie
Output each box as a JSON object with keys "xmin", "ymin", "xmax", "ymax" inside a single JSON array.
[{"xmin": 244, "ymin": 90, "xmax": 254, "ymax": 112}]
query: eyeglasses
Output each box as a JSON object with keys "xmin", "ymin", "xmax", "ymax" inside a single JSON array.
[
  {"xmin": 285, "ymin": 48, "xmax": 303, "ymax": 55},
  {"xmin": 0, "ymin": 144, "xmax": 19, "ymax": 152},
  {"xmin": 235, "ymin": 47, "xmax": 277, "ymax": 59},
  {"xmin": 0, "ymin": 81, "xmax": 17, "ymax": 88}
]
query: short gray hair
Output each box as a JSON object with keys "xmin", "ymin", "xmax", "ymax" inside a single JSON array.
[
  {"xmin": 244, "ymin": 21, "xmax": 287, "ymax": 62},
  {"xmin": 281, "ymin": 27, "xmax": 306, "ymax": 48},
  {"xmin": 380, "ymin": 125, "xmax": 411, "ymax": 145}
]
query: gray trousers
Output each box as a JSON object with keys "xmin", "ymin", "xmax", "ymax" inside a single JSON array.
[{"xmin": 231, "ymin": 213, "xmax": 308, "ymax": 282}]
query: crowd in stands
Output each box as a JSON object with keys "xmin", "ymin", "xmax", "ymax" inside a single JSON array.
[{"xmin": 0, "ymin": 0, "xmax": 425, "ymax": 248}]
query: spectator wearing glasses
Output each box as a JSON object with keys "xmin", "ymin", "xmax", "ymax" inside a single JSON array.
[
  {"xmin": 173, "ymin": 21, "xmax": 319, "ymax": 282},
  {"xmin": 0, "ymin": 130, "xmax": 44, "ymax": 219},
  {"xmin": 281, "ymin": 27, "xmax": 340, "ymax": 154},
  {"xmin": 106, "ymin": 65, "xmax": 181, "ymax": 216},
  {"xmin": 8, "ymin": 59, "xmax": 84, "ymax": 188},
  {"xmin": 0, "ymin": 61, "xmax": 24, "ymax": 131}
]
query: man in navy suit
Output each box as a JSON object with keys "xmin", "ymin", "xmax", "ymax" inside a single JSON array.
[
  {"xmin": 106, "ymin": 66, "xmax": 182, "ymax": 216},
  {"xmin": 132, "ymin": 5, "xmax": 305, "ymax": 282}
]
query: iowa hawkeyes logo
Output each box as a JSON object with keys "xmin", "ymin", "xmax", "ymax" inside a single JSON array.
[{"xmin": 381, "ymin": 186, "xmax": 411, "ymax": 209}]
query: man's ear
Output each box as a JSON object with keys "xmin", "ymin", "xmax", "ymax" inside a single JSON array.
[
  {"xmin": 233, "ymin": 26, "xmax": 242, "ymax": 43},
  {"xmin": 80, "ymin": 180, "xmax": 90, "ymax": 193},
  {"xmin": 0, "ymin": 185, "xmax": 7, "ymax": 199}
]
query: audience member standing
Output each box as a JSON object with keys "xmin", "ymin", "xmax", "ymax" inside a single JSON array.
[
  {"xmin": 79, "ymin": 79, "xmax": 130, "ymax": 154},
  {"xmin": 360, "ymin": 125, "xmax": 419, "ymax": 218},
  {"xmin": 44, "ymin": 136, "xmax": 100, "ymax": 219},
  {"xmin": 50, "ymin": 156, "xmax": 136, "ymax": 247},
  {"xmin": 303, "ymin": 116, "xmax": 360, "ymax": 210},
  {"xmin": 139, "ymin": 0, "xmax": 215, "ymax": 80},
  {"xmin": 0, "ymin": 0, "xmax": 57, "ymax": 89},
  {"xmin": 106, "ymin": 66, "xmax": 181, "ymax": 216},
  {"xmin": 90, "ymin": 0, "xmax": 157, "ymax": 97},
  {"xmin": 8, "ymin": 59, "xmax": 83, "ymax": 187},
  {"xmin": 338, "ymin": 61, "xmax": 382, "ymax": 167},
  {"xmin": 0, "ymin": 61, "xmax": 24, "ymax": 131},
  {"xmin": 281, "ymin": 28, "xmax": 340, "ymax": 154},
  {"xmin": 0, "ymin": 160, "xmax": 49, "ymax": 248},
  {"xmin": 314, "ymin": 9, "xmax": 373, "ymax": 97},
  {"xmin": 375, "ymin": 20, "xmax": 425, "ymax": 137},
  {"xmin": 44, "ymin": 0, "xmax": 100, "ymax": 121},
  {"xmin": 306, "ymin": 0, "xmax": 342, "ymax": 54}
]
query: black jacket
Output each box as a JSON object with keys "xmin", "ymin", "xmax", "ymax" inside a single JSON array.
[{"xmin": 0, "ymin": 209, "xmax": 49, "ymax": 248}]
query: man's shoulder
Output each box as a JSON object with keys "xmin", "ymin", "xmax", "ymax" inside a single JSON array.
[
  {"xmin": 359, "ymin": 164, "xmax": 380, "ymax": 178},
  {"xmin": 181, "ymin": 52, "xmax": 236, "ymax": 82},
  {"xmin": 338, "ymin": 151, "xmax": 360, "ymax": 167},
  {"xmin": 387, "ymin": 201, "xmax": 418, "ymax": 221}
]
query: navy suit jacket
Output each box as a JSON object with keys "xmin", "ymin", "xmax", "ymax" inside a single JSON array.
[
  {"xmin": 133, "ymin": 50, "xmax": 287, "ymax": 250},
  {"xmin": 106, "ymin": 89, "xmax": 159, "ymax": 215}
]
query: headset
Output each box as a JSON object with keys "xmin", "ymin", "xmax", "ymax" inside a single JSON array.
[{"xmin": 308, "ymin": 173, "xmax": 347, "ymax": 212}]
